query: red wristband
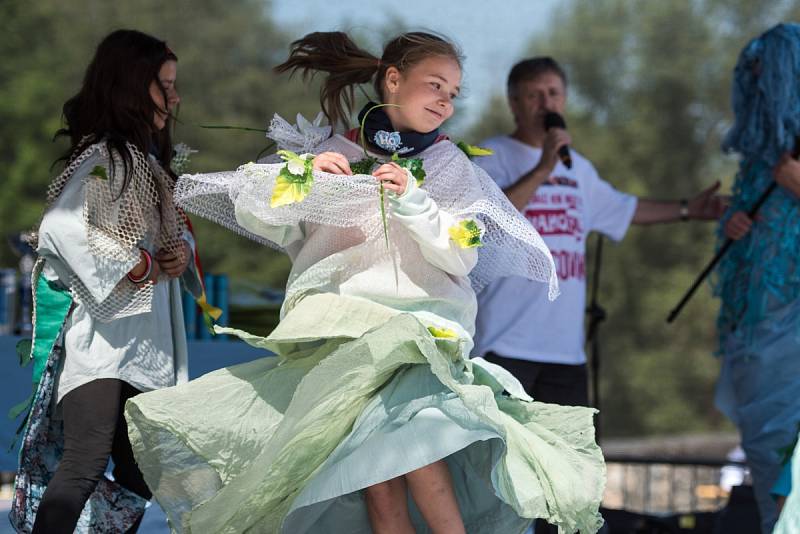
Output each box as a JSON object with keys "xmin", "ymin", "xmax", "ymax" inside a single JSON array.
[{"xmin": 127, "ymin": 249, "xmax": 152, "ymax": 284}]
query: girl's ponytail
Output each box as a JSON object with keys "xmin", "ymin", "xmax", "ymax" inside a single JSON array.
[{"xmin": 275, "ymin": 32, "xmax": 380, "ymax": 129}]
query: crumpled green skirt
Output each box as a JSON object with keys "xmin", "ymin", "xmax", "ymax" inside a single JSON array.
[{"xmin": 125, "ymin": 293, "xmax": 605, "ymax": 533}]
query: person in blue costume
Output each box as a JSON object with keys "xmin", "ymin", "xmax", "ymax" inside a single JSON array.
[
  {"xmin": 713, "ymin": 22, "xmax": 800, "ymax": 534},
  {"xmin": 124, "ymin": 31, "xmax": 606, "ymax": 534},
  {"xmin": 8, "ymin": 29, "xmax": 210, "ymax": 534}
]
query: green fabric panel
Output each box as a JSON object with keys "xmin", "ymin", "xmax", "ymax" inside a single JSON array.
[{"xmin": 30, "ymin": 275, "xmax": 72, "ymax": 385}]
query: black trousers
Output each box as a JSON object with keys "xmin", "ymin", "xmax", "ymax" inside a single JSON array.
[
  {"xmin": 484, "ymin": 353, "xmax": 589, "ymax": 407},
  {"xmin": 32, "ymin": 378, "xmax": 151, "ymax": 534}
]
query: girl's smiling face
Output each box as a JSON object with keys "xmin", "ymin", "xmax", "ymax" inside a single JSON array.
[{"xmin": 382, "ymin": 55, "xmax": 461, "ymax": 133}]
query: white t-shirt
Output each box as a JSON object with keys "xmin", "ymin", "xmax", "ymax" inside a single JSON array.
[{"xmin": 473, "ymin": 135, "xmax": 637, "ymax": 365}]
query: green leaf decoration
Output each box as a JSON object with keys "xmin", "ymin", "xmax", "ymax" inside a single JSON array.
[
  {"xmin": 90, "ymin": 165, "xmax": 108, "ymax": 180},
  {"xmin": 448, "ymin": 219, "xmax": 483, "ymax": 248},
  {"xmin": 456, "ymin": 141, "xmax": 494, "ymax": 159},
  {"xmin": 271, "ymin": 150, "xmax": 315, "ymax": 208},
  {"xmin": 392, "ymin": 153, "xmax": 426, "ymax": 187},
  {"xmin": 351, "ymin": 156, "xmax": 378, "ymax": 175},
  {"xmin": 7, "ymin": 394, "xmax": 33, "ymax": 421},
  {"xmin": 427, "ymin": 325, "xmax": 459, "ymax": 340},
  {"xmin": 16, "ymin": 339, "xmax": 32, "ymax": 367}
]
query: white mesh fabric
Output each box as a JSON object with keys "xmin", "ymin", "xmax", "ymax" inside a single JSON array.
[
  {"xmin": 176, "ymin": 117, "xmax": 557, "ymax": 308},
  {"xmin": 37, "ymin": 141, "xmax": 186, "ymax": 322},
  {"xmin": 267, "ymin": 112, "xmax": 331, "ymax": 154},
  {"xmin": 69, "ymin": 272, "xmax": 156, "ymax": 322}
]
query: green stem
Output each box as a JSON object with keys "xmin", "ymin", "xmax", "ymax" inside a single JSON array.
[
  {"xmin": 379, "ymin": 183, "xmax": 389, "ymax": 249},
  {"xmin": 198, "ymin": 124, "xmax": 267, "ymax": 133},
  {"xmin": 359, "ymin": 103, "xmax": 401, "ymax": 158},
  {"xmin": 255, "ymin": 141, "xmax": 277, "ymax": 162},
  {"xmin": 358, "ymin": 103, "xmax": 401, "ymax": 252}
]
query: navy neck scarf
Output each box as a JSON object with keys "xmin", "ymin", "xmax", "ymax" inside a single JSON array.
[{"xmin": 356, "ymin": 102, "xmax": 440, "ymax": 157}]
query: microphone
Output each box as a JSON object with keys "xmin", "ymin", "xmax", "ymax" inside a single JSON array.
[{"xmin": 543, "ymin": 111, "xmax": 572, "ymax": 169}]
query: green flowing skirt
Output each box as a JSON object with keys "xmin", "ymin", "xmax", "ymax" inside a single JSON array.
[{"xmin": 125, "ymin": 294, "xmax": 605, "ymax": 533}]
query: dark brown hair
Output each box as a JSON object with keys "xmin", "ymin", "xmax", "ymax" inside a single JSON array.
[
  {"xmin": 57, "ymin": 29, "xmax": 178, "ymax": 189},
  {"xmin": 507, "ymin": 57, "xmax": 567, "ymax": 97},
  {"xmin": 275, "ymin": 31, "xmax": 462, "ymax": 129}
]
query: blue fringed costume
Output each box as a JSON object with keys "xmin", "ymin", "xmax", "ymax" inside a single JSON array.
[{"xmin": 713, "ymin": 22, "xmax": 800, "ymax": 533}]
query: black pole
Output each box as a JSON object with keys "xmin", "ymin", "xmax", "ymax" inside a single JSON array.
[
  {"xmin": 586, "ymin": 234, "xmax": 606, "ymax": 440},
  {"xmin": 666, "ymin": 181, "xmax": 777, "ymax": 323}
]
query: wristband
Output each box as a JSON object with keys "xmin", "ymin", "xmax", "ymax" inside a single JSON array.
[
  {"xmin": 679, "ymin": 199, "xmax": 690, "ymax": 222},
  {"xmin": 127, "ymin": 249, "xmax": 152, "ymax": 284}
]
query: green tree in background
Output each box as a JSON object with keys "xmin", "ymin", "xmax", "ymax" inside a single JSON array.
[
  {"xmin": 0, "ymin": 1, "xmax": 451, "ymax": 338},
  {"xmin": 1, "ymin": 0, "xmax": 326, "ymax": 291},
  {"xmin": 6, "ymin": 0, "xmax": 800, "ymax": 437},
  {"xmin": 468, "ymin": 0, "xmax": 800, "ymax": 437}
]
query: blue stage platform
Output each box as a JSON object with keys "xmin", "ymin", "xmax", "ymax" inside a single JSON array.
[{"xmin": 0, "ymin": 335, "xmax": 271, "ymax": 472}]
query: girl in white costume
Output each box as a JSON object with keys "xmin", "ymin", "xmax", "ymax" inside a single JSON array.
[
  {"xmin": 11, "ymin": 30, "xmax": 202, "ymax": 534},
  {"xmin": 125, "ymin": 31, "xmax": 605, "ymax": 534}
]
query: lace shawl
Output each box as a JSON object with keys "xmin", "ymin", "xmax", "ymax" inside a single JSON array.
[{"xmin": 175, "ymin": 114, "xmax": 558, "ymax": 302}]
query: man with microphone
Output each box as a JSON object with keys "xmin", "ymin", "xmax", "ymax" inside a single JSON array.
[{"xmin": 473, "ymin": 57, "xmax": 726, "ymax": 409}]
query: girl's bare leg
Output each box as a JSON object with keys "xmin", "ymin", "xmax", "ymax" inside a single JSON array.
[
  {"xmin": 365, "ymin": 476, "xmax": 415, "ymax": 534},
  {"xmin": 406, "ymin": 459, "xmax": 466, "ymax": 534}
]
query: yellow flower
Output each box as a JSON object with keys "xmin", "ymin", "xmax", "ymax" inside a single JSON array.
[
  {"xmin": 456, "ymin": 142, "xmax": 494, "ymax": 159},
  {"xmin": 427, "ymin": 325, "xmax": 459, "ymax": 340},
  {"xmin": 448, "ymin": 219, "xmax": 483, "ymax": 248},
  {"xmin": 270, "ymin": 150, "xmax": 315, "ymax": 208}
]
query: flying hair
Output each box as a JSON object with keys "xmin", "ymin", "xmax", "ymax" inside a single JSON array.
[{"xmin": 275, "ymin": 31, "xmax": 463, "ymax": 129}]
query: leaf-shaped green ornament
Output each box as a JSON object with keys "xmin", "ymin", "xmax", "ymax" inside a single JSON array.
[
  {"xmin": 427, "ymin": 325, "xmax": 459, "ymax": 339},
  {"xmin": 90, "ymin": 165, "xmax": 108, "ymax": 180},
  {"xmin": 351, "ymin": 156, "xmax": 379, "ymax": 175},
  {"xmin": 392, "ymin": 153, "xmax": 426, "ymax": 187},
  {"xmin": 456, "ymin": 141, "xmax": 494, "ymax": 159}
]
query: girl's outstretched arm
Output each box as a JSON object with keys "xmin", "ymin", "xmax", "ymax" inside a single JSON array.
[{"xmin": 389, "ymin": 172, "xmax": 478, "ymax": 277}]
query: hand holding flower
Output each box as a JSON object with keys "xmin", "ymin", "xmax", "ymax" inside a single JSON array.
[{"xmin": 372, "ymin": 162, "xmax": 408, "ymax": 195}]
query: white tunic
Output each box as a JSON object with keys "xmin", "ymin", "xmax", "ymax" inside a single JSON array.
[
  {"xmin": 36, "ymin": 151, "xmax": 190, "ymax": 403},
  {"xmin": 231, "ymin": 135, "xmax": 480, "ymax": 347}
]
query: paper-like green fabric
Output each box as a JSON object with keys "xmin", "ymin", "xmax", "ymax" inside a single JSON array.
[
  {"xmin": 31, "ymin": 275, "xmax": 73, "ymax": 385},
  {"xmin": 126, "ymin": 294, "xmax": 605, "ymax": 533},
  {"xmin": 9, "ymin": 274, "xmax": 73, "ymax": 424}
]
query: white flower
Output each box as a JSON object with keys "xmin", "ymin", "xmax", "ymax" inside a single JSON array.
[
  {"xmin": 286, "ymin": 153, "xmax": 313, "ymax": 176},
  {"xmin": 267, "ymin": 112, "xmax": 331, "ymax": 152}
]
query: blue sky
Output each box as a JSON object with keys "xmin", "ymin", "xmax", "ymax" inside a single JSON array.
[{"xmin": 272, "ymin": 0, "xmax": 559, "ymax": 130}]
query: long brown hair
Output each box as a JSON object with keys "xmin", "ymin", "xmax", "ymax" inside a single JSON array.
[
  {"xmin": 57, "ymin": 29, "xmax": 178, "ymax": 190},
  {"xmin": 274, "ymin": 31, "xmax": 462, "ymax": 129}
]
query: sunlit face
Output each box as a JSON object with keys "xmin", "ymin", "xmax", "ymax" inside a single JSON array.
[
  {"xmin": 508, "ymin": 71, "xmax": 566, "ymax": 129},
  {"xmin": 149, "ymin": 60, "xmax": 179, "ymax": 130},
  {"xmin": 383, "ymin": 55, "xmax": 461, "ymax": 133}
]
